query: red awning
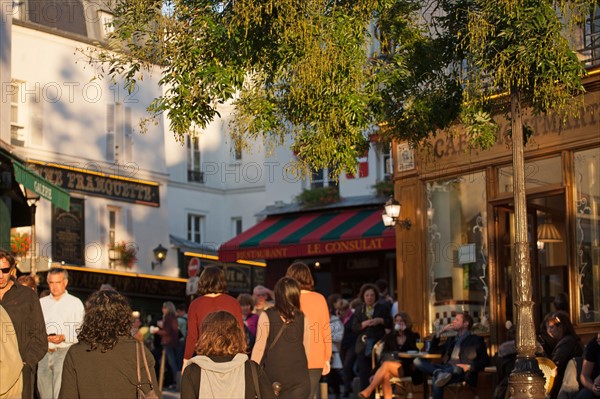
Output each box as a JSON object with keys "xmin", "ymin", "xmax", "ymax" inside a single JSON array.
[{"xmin": 218, "ymin": 208, "xmax": 395, "ymax": 262}]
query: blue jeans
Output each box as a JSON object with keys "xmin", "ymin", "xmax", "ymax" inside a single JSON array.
[
  {"xmin": 37, "ymin": 348, "xmax": 70, "ymax": 399},
  {"xmin": 413, "ymin": 358, "xmax": 466, "ymax": 399}
]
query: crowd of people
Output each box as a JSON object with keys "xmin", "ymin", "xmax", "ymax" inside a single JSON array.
[{"xmin": 1, "ymin": 246, "xmax": 599, "ymax": 399}]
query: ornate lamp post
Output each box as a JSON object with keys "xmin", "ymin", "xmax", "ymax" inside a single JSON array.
[{"xmin": 507, "ymin": 89, "xmax": 546, "ymax": 399}]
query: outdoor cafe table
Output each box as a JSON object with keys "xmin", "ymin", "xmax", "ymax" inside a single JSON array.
[{"xmin": 397, "ymin": 352, "xmax": 442, "ymax": 399}]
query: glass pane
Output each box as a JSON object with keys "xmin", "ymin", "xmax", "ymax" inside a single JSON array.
[
  {"xmin": 498, "ymin": 156, "xmax": 562, "ymax": 193},
  {"xmin": 574, "ymin": 147, "xmax": 600, "ymax": 323},
  {"xmin": 426, "ymin": 171, "xmax": 489, "ymax": 335}
]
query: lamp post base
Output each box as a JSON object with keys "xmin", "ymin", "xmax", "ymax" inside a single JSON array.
[{"xmin": 508, "ymin": 357, "xmax": 546, "ymax": 399}]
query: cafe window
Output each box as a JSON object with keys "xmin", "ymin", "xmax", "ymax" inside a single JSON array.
[
  {"xmin": 426, "ymin": 171, "xmax": 489, "ymax": 334},
  {"xmin": 574, "ymin": 147, "xmax": 600, "ymax": 323},
  {"xmin": 498, "ymin": 156, "xmax": 562, "ymax": 194}
]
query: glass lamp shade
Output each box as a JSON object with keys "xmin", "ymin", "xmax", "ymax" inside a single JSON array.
[
  {"xmin": 381, "ymin": 211, "xmax": 395, "ymax": 227},
  {"xmin": 537, "ymin": 223, "xmax": 562, "ymax": 243},
  {"xmin": 153, "ymin": 244, "xmax": 168, "ymax": 261},
  {"xmin": 384, "ymin": 197, "xmax": 401, "ymax": 219}
]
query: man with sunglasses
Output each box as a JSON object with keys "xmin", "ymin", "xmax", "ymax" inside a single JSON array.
[{"xmin": 0, "ymin": 249, "xmax": 47, "ymax": 399}]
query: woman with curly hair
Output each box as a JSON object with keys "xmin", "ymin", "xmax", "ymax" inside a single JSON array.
[
  {"xmin": 58, "ymin": 290, "xmax": 160, "ymax": 399},
  {"xmin": 181, "ymin": 311, "xmax": 275, "ymax": 399}
]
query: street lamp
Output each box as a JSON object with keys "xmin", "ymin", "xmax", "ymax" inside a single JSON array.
[
  {"xmin": 381, "ymin": 196, "xmax": 411, "ymax": 230},
  {"xmin": 26, "ymin": 193, "xmax": 40, "ymax": 277},
  {"xmin": 151, "ymin": 244, "xmax": 168, "ymax": 270}
]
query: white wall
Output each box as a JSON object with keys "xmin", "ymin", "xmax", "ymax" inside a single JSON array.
[{"xmin": 11, "ymin": 24, "xmax": 176, "ymax": 276}]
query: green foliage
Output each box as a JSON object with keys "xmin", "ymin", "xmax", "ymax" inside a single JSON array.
[
  {"xmin": 296, "ymin": 186, "xmax": 340, "ymax": 207},
  {"xmin": 84, "ymin": 0, "xmax": 596, "ymax": 173},
  {"xmin": 372, "ymin": 180, "xmax": 394, "ymax": 198},
  {"xmin": 462, "ymin": 0, "xmax": 594, "ymax": 120}
]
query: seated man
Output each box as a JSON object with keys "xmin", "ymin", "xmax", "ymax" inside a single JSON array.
[
  {"xmin": 578, "ymin": 332, "xmax": 600, "ymax": 399},
  {"xmin": 414, "ymin": 312, "xmax": 489, "ymax": 399}
]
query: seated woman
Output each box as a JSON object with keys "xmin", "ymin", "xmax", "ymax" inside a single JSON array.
[
  {"xmin": 358, "ymin": 312, "xmax": 420, "ymax": 399},
  {"xmin": 545, "ymin": 311, "xmax": 584, "ymax": 399}
]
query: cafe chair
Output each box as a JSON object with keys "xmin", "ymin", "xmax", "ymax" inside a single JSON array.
[
  {"xmin": 536, "ymin": 356, "xmax": 557, "ymax": 397},
  {"xmin": 371, "ymin": 340, "xmax": 413, "ymax": 399}
]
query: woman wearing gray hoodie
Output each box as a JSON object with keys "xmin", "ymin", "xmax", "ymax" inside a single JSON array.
[{"xmin": 181, "ymin": 311, "xmax": 276, "ymax": 399}]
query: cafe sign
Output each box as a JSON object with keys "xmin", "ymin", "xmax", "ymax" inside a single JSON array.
[{"xmin": 29, "ymin": 161, "xmax": 160, "ymax": 207}]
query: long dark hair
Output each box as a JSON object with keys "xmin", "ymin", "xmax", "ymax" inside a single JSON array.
[
  {"xmin": 77, "ymin": 290, "xmax": 133, "ymax": 352},
  {"xmin": 274, "ymin": 277, "xmax": 302, "ymax": 322}
]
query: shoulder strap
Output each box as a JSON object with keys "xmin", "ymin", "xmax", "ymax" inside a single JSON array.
[
  {"xmin": 135, "ymin": 340, "xmax": 142, "ymax": 385},
  {"xmin": 268, "ymin": 322, "xmax": 287, "ymax": 352},
  {"xmin": 250, "ymin": 361, "xmax": 261, "ymax": 399},
  {"xmin": 138, "ymin": 341, "xmax": 155, "ymax": 389}
]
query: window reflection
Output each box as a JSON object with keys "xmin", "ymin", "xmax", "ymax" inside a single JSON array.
[
  {"xmin": 574, "ymin": 148, "xmax": 600, "ymax": 323},
  {"xmin": 426, "ymin": 171, "xmax": 489, "ymax": 334}
]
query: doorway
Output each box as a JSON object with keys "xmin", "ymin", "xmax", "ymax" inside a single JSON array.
[{"xmin": 495, "ymin": 192, "xmax": 569, "ymax": 339}]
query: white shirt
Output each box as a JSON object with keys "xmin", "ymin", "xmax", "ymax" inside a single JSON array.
[{"xmin": 40, "ymin": 291, "xmax": 85, "ymax": 350}]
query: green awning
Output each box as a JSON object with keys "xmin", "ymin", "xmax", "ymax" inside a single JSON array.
[{"xmin": 13, "ymin": 160, "xmax": 70, "ymax": 211}]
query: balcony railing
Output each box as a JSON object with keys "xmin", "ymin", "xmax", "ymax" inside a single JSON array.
[{"xmin": 187, "ymin": 170, "xmax": 204, "ymax": 183}]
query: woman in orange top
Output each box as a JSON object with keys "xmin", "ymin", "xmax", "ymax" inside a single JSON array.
[{"xmin": 286, "ymin": 262, "xmax": 332, "ymax": 399}]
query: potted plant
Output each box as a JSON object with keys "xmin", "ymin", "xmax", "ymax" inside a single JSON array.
[
  {"xmin": 296, "ymin": 186, "xmax": 340, "ymax": 207},
  {"xmin": 373, "ymin": 180, "xmax": 394, "ymax": 198},
  {"xmin": 10, "ymin": 231, "xmax": 31, "ymax": 258},
  {"xmin": 108, "ymin": 241, "xmax": 138, "ymax": 268}
]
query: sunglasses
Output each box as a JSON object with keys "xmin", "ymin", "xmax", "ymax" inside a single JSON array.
[{"xmin": 0, "ymin": 267, "xmax": 12, "ymax": 274}]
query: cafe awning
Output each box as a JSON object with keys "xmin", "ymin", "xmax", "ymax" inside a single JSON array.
[
  {"xmin": 218, "ymin": 207, "xmax": 395, "ymax": 262},
  {"xmin": 12, "ymin": 158, "xmax": 70, "ymax": 211}
]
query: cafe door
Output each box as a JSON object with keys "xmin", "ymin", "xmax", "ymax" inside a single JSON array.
[{"xmin": 495, "ymin": 192, "xmax": 569, "ymax": 342}]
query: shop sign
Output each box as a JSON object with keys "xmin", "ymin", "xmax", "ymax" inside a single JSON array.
[{"xmin": 29, "ymin": 162, "xmax": 160, "ymax": 207}]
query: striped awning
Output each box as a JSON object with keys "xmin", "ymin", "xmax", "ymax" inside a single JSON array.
[{"xmin": 218, "ymin": 208, "xmax": 395, "ymax": 262}]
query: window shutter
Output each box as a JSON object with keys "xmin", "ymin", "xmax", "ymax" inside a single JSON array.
[
  {"xmin": 99, "ymin": 207, "xmax": 106, "ymax": 245},
  {"xmin": 106, "ymin": 104, "xmax": 115, "ymax": 161},
  {"xmin": 31, "ymin": 91, "xmax": 44, "ymax": 146},
  {"xmin": 125, "ymin": 208, "xmax": 133, "ymax": 236},
  {"xmin": 124, "ymin": 106, "xmax": 133, "ymax": 161},
  {"xmin": 115, "ymin": 102, "xmax": 123, "ymax": 162}
]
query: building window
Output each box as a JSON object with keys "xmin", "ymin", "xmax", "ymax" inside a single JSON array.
[
  {"xmin": 583, "ymin": 6, "xmax": 600, "ymax": 67},
  {"xmin": 233, "ymin": 141, "xmax": 243, "ymax": 161},
  {"xmin": 310, "ymin": 168, "xmax": 338, "ymax": 190},
  {"xmin": 231, "ymin": 217, "xmax": 242, "ymax": 237},
  {"xmin": 426, "ymin": 171, "xmax": 489, "ymax": 334},
  {"xmin": 98, "ymin": 10, "xmax": 114, "ymax": 38},
  {"xmin": 383, "ymin": 144, "xmax": 392, "ymax": 181},
  {"xmin": 108, "ymin": 207, "xmax": 119, "ymax": 268},
  {"xmin": 188, "ymin": 214, "xmax": 204, "ymax": 243},
  {"xmin": 187, "ymin": 135, "xmax": 203, "ymax": 183},
  {"xmin": 574, "ymin": 148, "xmax": 600, "ymax": 323},
  {"xmin": 10, "ymin": 81, "xmax": 24, "ymax": 146},
  {"xmin": 106, "ymin": 103, "xmax": 133, "ymax": 163}
]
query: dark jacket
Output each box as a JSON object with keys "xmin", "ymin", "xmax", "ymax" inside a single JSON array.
[
  {"xmin": 549, "ymin": 334, "xmax": 583, "ymax": 399},
  {"xmin": 340, "ymin": 312, "xmax": 358, "ymax": 353},
  {"xmin": 0, "ymin": 281, "xmax": 47, "ymax": 399},
  {"xmin": 181, "ymin": 357, "xmax": 276, "ymax": 399},
  {"xmin": 59, "ymin": 337, "xmax": 161, "ymax": 399},
  {"xmin": 351, "ymin": 302, "xmax": 392, "ymax": 341},
  {"xmin": 429, "ymin": 332, "xmax": 489, "ymax": 387}
]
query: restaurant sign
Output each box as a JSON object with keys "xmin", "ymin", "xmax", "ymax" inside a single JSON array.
[{"xmin": 29, "ymin": 161, "xmax": 160, "ymax": 207}]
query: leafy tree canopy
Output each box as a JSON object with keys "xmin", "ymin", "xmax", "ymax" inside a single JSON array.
[{"xmin": 85, "ymin": 0, "xmax": 596, "ymax": 175}]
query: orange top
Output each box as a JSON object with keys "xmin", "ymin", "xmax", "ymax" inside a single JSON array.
[{"xmin": 300, "ymin": 290, "xmax": 332, "ymax": 370}]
